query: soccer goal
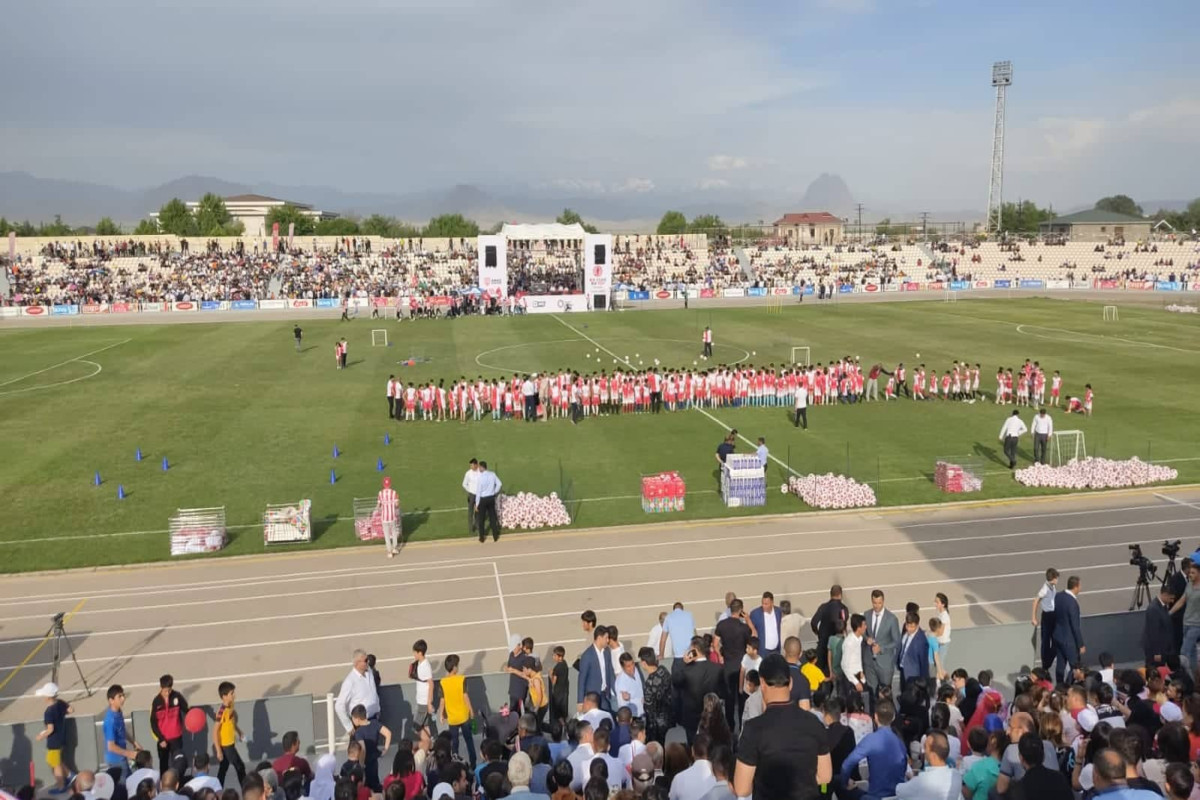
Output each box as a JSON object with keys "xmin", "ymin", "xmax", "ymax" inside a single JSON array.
[
  {"xmin": 1103, "ymin": 305, "xmax": 1119, "ymax": 321},
  {"xmin": 790, "ymin": 346, "xmax": 811, "ymax": 366},
  {"xmin": 1051, "ymin": 430, "xmax": 1088, "ymax": 466},
  {"xmin": 944, "ymin": 290, "xmax": 958, "ymax": 303},
  {"xmin": 371, "ymin": 329, "xmax": 389, "ymax": 347}
]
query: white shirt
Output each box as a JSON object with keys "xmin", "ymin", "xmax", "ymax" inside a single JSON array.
[
  {"xmin": 335, "ymin": 666, "xmax": 381, "ymax": 732},
  {"xmin": 615, "ymin": 670, "xmax": 644, "ymax": 716},
  {"xmin": 522, "ymin": 380, "xmax": 536, "ymax": 397},
  {"xmin": 894, "ymin": 764, "xmax": 962, "ymax": 799},
  {"xmin": 937, "ymin": 610, "xmax": 951, "ymax": 644},
  {"xmin": 1037, "ymin": 582, "xmax": 1057, "ymax": 613},
  {"xmin": 999, "ymin": 416, "xmax": 1027, "ymax": 438},
  {"xmin": 567, "ymin": 744, "xmax": 594, "ymax": 791},
  {"xmin": 583, "ymin": 753, "xmax": 629, "ymax": 791},
  {"xmin": 761, "ymin": 610, "xmax": 779, "ymax": 652},
  {"xmin": 184, "ymin": 776, "xmax": 222, "ymax": 794},
  {"xmin": 669, "ymin": 759, "xmax": 718, "ymax": 800},
  {"xmin": 608, "ymin": 644, "xmax": 625, "ymax": 683},
  {"xmin": 756, "ymin": 444, "xmax": 769, "ymax": 467},
  {"xmin": 579, "ymin": 707, "xmax": 612, "ymax": 731},
  {"xmin": 414, "ymin": 659, "xmax": 433, "ymax": 707},
  {"xmin": 742, "ymin": 690, "xmax": 764, "ymax": 725},
  {"xmin": 126, "ymin": 768, "xmax": 159, "ymax": 797},
  {"xmin": 842, "ymin": 631, "xmax": 865, "ymax": 684},
  {"xmin": 647, "ymin": 623, "xmax": 670, "ymax": 656},
  {"xmin": 1031, "ymin": 412, "xmax": 1054, "ymax": 435},
  {"xmin": 795, "ymin": 386, "xmax": 808, "ymax": 409},
  {"xmin": 462, "ymin": 468, "xmax": 479, "ymax": 494},
  {"xmin": 619, "ymin": 739, "xmax": 646, "ymax": 771}
]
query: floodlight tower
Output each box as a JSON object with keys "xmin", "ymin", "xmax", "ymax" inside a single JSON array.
[{"xmin": 985, "ymin": 60, "xmax": 1012, "ymax": 235}]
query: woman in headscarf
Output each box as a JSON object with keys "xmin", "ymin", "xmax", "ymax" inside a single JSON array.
[{"xmin": 307, "ymin": 754, "xmax": 337, "ymax": 800}]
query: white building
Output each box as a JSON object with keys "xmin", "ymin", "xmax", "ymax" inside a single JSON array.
[{"xmin": 154, "ymin": 194, "xmax": 337, "ymax": 237}]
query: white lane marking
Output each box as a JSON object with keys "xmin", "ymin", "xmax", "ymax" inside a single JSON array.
[
  {"xmin": 0, "ymin": 359, "xmax": 103, "ymax": 397},
  {"xmin": 0, "ymin": 338, "xmax": 131, "ymax": 387},
  {"xmin": 691, "ymin": 404, "xmax": 800, "ymax": 476},
  {"xmin": 1156, "ymin": 493, "xmax": 1200, "ymax": 510},
  {"xmin": 493, "ymin": 562, "xmax": 512, "ymax": 646}
]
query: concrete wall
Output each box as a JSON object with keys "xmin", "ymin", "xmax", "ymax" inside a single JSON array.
[{"xmin": 1069, "ymin": 222, "xmax": 1153, "ymax": 242}]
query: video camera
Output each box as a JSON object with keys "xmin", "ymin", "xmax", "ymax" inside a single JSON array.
[
  {"xmin": 1130, "ymin": 544, "xmax": 1159, "ymax": 579},
  {"xmin": 1163, "ymin": 540, "xmax": 1182, "ymax": 559}
]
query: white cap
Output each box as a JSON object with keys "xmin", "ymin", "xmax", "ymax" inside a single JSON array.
[
  {"xmin": 35, "ymin": 682, "xmax": 59, "ymax": 698},
  {"xmin": 431, "ymin": 784, "xmax": 454, "ymax": 800},
  {"xmin": 509, "ymin": 634, "xmax": 523, "ymax": 650},
  {"xmin": 1077, "ymin": 707, "xmax": 1099, "ymax": 733},
  {"xmin": 1161, "ymin": 701, "xmax": 1183, "ymax": 722},
  {"xmin": 92, "ymin": 772, "xmax": 115, "ymax": 800}
]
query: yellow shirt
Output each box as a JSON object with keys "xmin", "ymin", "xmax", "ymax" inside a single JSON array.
[
  {"xmin": 217, "ymin": 706, "xmax": 237, "ymax": 747},
  {"xmin": 441, "ymin": 675, "xmax": 469, "ymax": 726},
  {"xmin": 801, "ymin": 662, "xmax": 825, "ymax": 691}
]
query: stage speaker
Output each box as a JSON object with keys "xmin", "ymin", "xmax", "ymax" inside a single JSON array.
[
  {"xmin": 593, "ymin": 294, "xmax": 607, "ymax": 310},
  {"xmin": 485, "ymin": 245, "xmax": 497, "ymax": 268},
  {"xmin": 594, "ymin": 244, "xmax": 607, "ymax": 265}
]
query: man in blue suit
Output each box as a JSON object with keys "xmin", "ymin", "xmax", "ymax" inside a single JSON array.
[
  {"xmin": 577, "ymin": 626, "xmax": 616, "ymax": 712},
  {"xmin": 749, "ymin": 591, "xmax": 783, "ymax": 656},
  {"xmin": 895, "ymin": 611, "xmax": 929, "ymax": 689},
  {"xmin": 1052, "ymin": 575, "xmax": 1085, "ymax": 685}
]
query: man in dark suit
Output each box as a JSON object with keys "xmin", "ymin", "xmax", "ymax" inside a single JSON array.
[
  {"xmin": 749, "ymin": 591, "xmax": 783, "ymax": 656},
  {"xmin": 812, "ymin": 584, "xmax": 849, "ymax": 677},
  {"xmin": 672, "ymin": 636, "xmax": 724, "ymax": 745},
  {"xmin": 1144, "ymin": 586, "xmax": 1179, "ymax": 670},
  {"xmin": 896, "ymin": 611, "xmax": 929, "ymax": 688},
  {"xmin": 1009, "ymin": 733, "xmax": 1072, "ymax": 800},
  {"xmin": 577, "ymin": 626, "xmax": 615, "ymax": 712},
  {"xmin": 863, "ymin": 589, "xmax": 901, "ymax": 698},
  {"xmin": 1051, "ymin": 575, "xmax": 1085, "ymax": 685}
]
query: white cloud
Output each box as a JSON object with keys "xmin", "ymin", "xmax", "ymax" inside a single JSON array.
[
  {"xmin": 615, "ymin": 178, "xmax": 656, "ymax": 194},
  {"xmin": 698, "ymin": 178, "xmax": 731, "ymax": 190},
  {"xmin": 706, "ymin": 155, "xmax": 750, "ymax": 171}
]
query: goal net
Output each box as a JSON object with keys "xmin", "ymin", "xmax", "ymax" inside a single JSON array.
[
  {"xmin": 790, "ymin": 346, "xmax": 811, "ymax": 366},
  {"xmin": 371, "ymin": 329, "xmax": 389, "ymax": 347},
  {"xmin": 1051, "ymin": 430, "xmax": 1087, "ymax": 466},
  {"xmin": 1103, "ymin": 305, "xmax": 1119, "ymax": 321}
]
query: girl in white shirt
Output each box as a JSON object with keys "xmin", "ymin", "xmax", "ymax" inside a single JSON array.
[{"xmin": 935, "ymin": 592, "xmax": 952, "ymax": 666}]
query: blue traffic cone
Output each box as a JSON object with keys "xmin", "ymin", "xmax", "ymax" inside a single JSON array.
[
  {"xmin": 93, "ymin": 471, "xmax": 102, "ymax": 486},
  {"xmin": 329, "ymin": 468, "xmax": 337, "ymax": 484},
  {"xmin": 161, "ymin": 456, "xmax": 169, "ymax": 471},
  {"xmin": 376, "ymin": 458, "xmax": 384, "ymax": 472},
  {"xmin": 384, "ymin": 433, "xmax": 390, "ymax": 445},
  {"xmin": 135, "ymin": 447, "xmax": 143, "ymax": 462},
  {"xmin": 117, "ymin": 484, "xmax": 126, "ymax": 500},
  {"xmin": 332, "ymin": 445, "xmax": 340, "ymax": 458}
]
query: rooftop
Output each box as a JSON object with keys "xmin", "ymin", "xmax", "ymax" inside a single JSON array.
[
  {"xmin": 1043, "ymin": 208, "xmax": 1148, "ymax": 226},
  {"xmin": 774, "ymin": 212, "xmax": 843, "ymax": 226}
]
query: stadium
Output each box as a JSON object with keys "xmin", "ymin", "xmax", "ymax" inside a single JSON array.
[{"xmin": 3, "ymin": 3, "xmax": 1200, "ymax": 800}]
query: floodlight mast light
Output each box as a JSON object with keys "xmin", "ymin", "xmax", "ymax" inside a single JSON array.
[{"xmin": 985, "ymin": 61, "xmax": 1013, "ymax": 234}]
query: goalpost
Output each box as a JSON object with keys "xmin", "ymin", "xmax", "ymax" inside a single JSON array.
[
  {"xmin": 790, "ymin": 346, "xmax": 811, "ymax": 366},
  {"xmin": 1103, "ymin": 305, "xmax": 1119, "ymax": 321},
  {"xmin": 944, "ymin": 289, "xmax": 958, "ymax": 303},
  {"xmin": 1051, "ymin": 430, "xmax": 1087, "ymax": 466},
  {"xmin": 371, "ymin": 329, "xmax": 389, "ymax": 347}
]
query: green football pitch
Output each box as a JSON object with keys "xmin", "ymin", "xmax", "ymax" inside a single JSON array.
[{"xmin": 1, "ymin": 298, "xmax": 1197, "ymax": 573}]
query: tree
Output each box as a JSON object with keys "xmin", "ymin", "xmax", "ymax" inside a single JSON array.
[
  {"xmin": 688, "ymin": 214, "xmax": 727, "ymax": 235},
  {"xmin": 157, "ymin": 198, "xmax": 198, "ymax": 236},
  {"xmin": 264, "ymin": 204, "xmax": 316, "ymax": 237},
  {"xmin": 95, "ymin": 217, "xmax": 122, "ymax": 235},
  {"xmin": 359, "ymin": 214, "xmax": 419, "ymax": 238},
  {"xmin": 194, "ymin": 193, "xmax": 236, "ymax": 236},
  {"xmin": 423, "ymin": 213, "xmax": 479, "ymax": 238},
  {"xmin": 0, "ymin": 218, "xmax": 10, "ymax": 236},
  {"xmin": 315, "ymin": 217, "xmax": 361, "ymax": 236},
  {"xmin": 556, "ymin": 208, "xmax": 598, "ymax": 234},
  {"xmin": 656, "ymin": 210, "xmax": 688, "ymax": 235},
  {"xmin": 37, "ymin": 215, "xmax": 73, "ymax": 237},
  {"xmin": 133, "ymin": 218, "xmax": 159, "ymax": 236},
  {"xmin": 1000, "ymin": 200, "xmax": 1055, "ymax": 234},
  {"xmin": 1094, "ymin": 195, "xmax": 1143, "ymax": 217}
]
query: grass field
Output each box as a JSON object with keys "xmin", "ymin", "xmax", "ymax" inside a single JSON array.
[{"xmin": 1, "ymin": 297, "xmax": 1197, "ymax": 573}]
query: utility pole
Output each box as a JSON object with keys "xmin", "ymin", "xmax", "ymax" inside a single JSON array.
[
  {"xmin": 919, "ymin": 211, "xmax": 930, "ymax": 241},
  {"xmin": 855, "ymin": 203, "xmax": 865, "ymax": 241}
]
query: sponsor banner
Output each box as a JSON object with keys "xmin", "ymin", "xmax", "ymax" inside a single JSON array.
[
  {"xmin": 1019, "ymin": 279, "xmax": 1045, "ymax": 289},
  {"xmin": 863, "ymin": 283, "xmax": 880, "ymax": 293},
  {"xmin": 81, "ymin": 303, "xmax": 109, "ymax": 314},
  {"xmin": 1071, "ymin": 281, "xmax": 1091, "ymax": 290},
  {"xmin": 901, "ymin": 282, "xmax": 921, "ymax": 292},
  {"xmin": 370, "ymin": 297, "xmax": 398, "ymax": 307},
  {"xmin": 722, "ymin": 288, "xmax": 745, "ymax": 298},
  {"xmin": 22, "ymin": 306, "xmax": 47, "ymax": 316},
  {"xmin": 926, "ymin": 282, "xmax": 945, "ymax": 291},
  {"xmin": 746, "ymin": 287, "xmax": 768, "ymax": 297},
  {"xmin": 427, "ymin": 295, "xmax": 454, "ymax": 307},
  {"xmin": 140, "ymin": 301, "xmax": 166, "ymax": 313},
  {"xmin": 200, "ymin": 300, "xmax": 222, "ymax": 311},
  {"xmin": 584, "ymin": 233, "xmax": 613, "ymax": 300},
  {"xmin": 271, "ymin": 221, "xmax": 279, "ymax": 252},
  {"xmin": 1127, "ymin": 280, "xmax": 1153, "ymax": 291},
  {"xmin": 172, "ymin": 301, "xmax": 198, "ymax": 312},
  {"xmin": 1156, "ymin": 281, "xmax": 1180, "ymax": 291},
  {"xmin": 1097, "ymin": 279, "xmax": 1119, "ymax": 289},
  {"xmin": 523, "ymin": 293, "xmax": 588, "ymax": 314},
  {"xmin": 477, "ymin": 234, "xmax": 508, "ymax": 299},
  {"xmin": 51, "ymin": 304, "xmax": 79, "ymax": 316},
  {"xmin": 287, "ymin": 221, "xmax": 294, "ymax": 249},
  {"xmin": 700, "ymin": 288, "xmax": 716, "ymax": 298},
  {"xmin": 0, "ymin": 306, "xmax": 21, "ymax": 318},
  {"xmin": 1191, "ymin": 282, "xmax": 1200, "ymax": 292},
  {"xmin": 883, "ymin": 283, "xmax": 900, "ymax": 292},
  {"xmin": 290, "ymin": 299, "xmax": 312, "ymax": 308},
  {"xmin": 950, "ymin": 280, "xmax": 970, "ymax": 290},
  {"xmin": 315, "ymin": 298, "xmax": 339, "ymax": 308},
  {"xmin": 1045, "ymin": 279, "xmax": 1070, "ymax": 289},
  {"xmin": 348, "ymin": 297, "xmax": 371, "ymax": 308},
  {"xmin": 772, "ymin": 287, "xmax": 790, "ymax": 296},
  {"xmin": 111, "ymin": 302, "xmax": 134, "ymax": 313},
  {"xmin": 230, "ymin": 300, "xmax": 258, "ymax": 310},
  {"xmin": 258, "ymin": 299, "xmax": 287, "ymax": 310},
  {"xmin": 626, "ymin": 290, "xmax": 650, "ymax": 301},
  {"xmin": 993, "ymin": 279, "xmax": 1012, "ymax": 289},
  {"xmin": 838, "ymin": 284, "xmax": 854, "ymax": 294},
  {"xmin": 974, "ymin": 280, "xmax": 990, "ymax": 289},
  {"xmin": 654, "ymin": 290, "xmax": 672, "ymax": 300}
]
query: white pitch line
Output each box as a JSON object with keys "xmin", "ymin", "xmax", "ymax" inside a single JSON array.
[
  {"xmin": 691, "ymin": 404, "xmax": 800, "ymax": 476},
  {"xmin": 1156, "ymin": 493, "xmax": 1200, "ymax": 511},
  {"xmin": 0, "ymin": 359, "xmax": 104, "ymax": 397},
  {"xmin": 551, "ymin": 315, "xmax": 633, "ymax": 366},
  {"xmin": 493, "ymin": 562, "xmax": 512, "ymax": 646},
  {"xmin": 0, "ymin": 338, "xmax": 132, "ymax": 387}
]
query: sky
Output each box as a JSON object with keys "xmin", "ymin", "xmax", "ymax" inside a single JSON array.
[{"xmin": 2, "ymin": 0, "xmax": 1198, "ymax": 213}]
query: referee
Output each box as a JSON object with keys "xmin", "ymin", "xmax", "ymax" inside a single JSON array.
[
  {"xmin": 1031, "ymin": 407, "xmax": 1054, "ymax": 465},
  {"xmin": 461, "ymin": 458, "xmax": 479, "ymax": 536},
  {"xmin": 998, "ymin": 409, "xmax": 1027, "ymax": 469},
  {"xmin": 474, "ymin": 460, "xmax": 502, "ymax": 543}
]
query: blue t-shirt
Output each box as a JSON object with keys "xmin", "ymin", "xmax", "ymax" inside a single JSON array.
[
  {"xmin": 44, "ymin": 700, "xmax": 69, "ymax": 750},
  {"xmin": 103, "ymin": 708, "xmax": 127, "ymax": 765},
  {"xmin": 928, "ymin": 637, "xmax": 941, "ymax": 664},
  {"xmin": 662, "ymin": 609, "xmax": 696, "ymax": 658}
]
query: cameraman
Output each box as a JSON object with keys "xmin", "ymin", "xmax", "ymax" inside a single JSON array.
[
  {"xmin": 1169, "ymin": 561, "xmax": 1200, "ymax": 670},
  {"xmin": 1144, "ymin": 585, "xmax": 1179, "ymax": 670},
  {"xmin": 1168, "ymin": 556, "xmax": 1192, "ymax": 653}
]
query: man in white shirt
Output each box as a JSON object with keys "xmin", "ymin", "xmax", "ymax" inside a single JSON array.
[
  {"xmin": 1031, "ymin": 407, "xmax": 1054, "ymax": 464},
  {"xmin": 614, "ymin": 653, "xmax": 644, "ymax": 716},
  {"xmin": 669, "ymin": 734, "xmax": 718, "ymax": 800},
  {"xmin": 183, "ymin": 754, "xmax": 221, "ymax": 793},
  {"xmin": 583, "ymin": 728, "xmax": 628, "ymax": 791},
  {"xmin": 461, "ymin": 458, "xmax": 479, "ymax": 536},
  {"xmin": 618, "ymin": 719, "xmax": 648, "ymax": 771},
  {"xmin": 646, "ymin": 611, "xmax": 671, "ymax": 656},
  {"xmin": 124, "ymin": 753, "xmax": 158, "ymax": 798},
  {"xmin": 521, "ymin": 376, "xmax": 537, "ymax": 421},
  {"xmin": 1032, "ymin": 568, "xmax": 1059, "ymax": 672},
  {"xmin": 841, "ymin": 614, "xmax": 867, "ymax": 707},
  {"xmin": 998, "ymin": 409, "xmax": 1027, "ymax": 469},
  {"xmin": 895, "ymin": 730, "xmax": 961, "ymax": 799},
  {"xmin": 577, "ymin": 693, "xmax": 613, "ymax": 732},
  {"xmin": 566, "ymin": 723, "xmax": 595, "ymax": 792},
  {"xmin": 412, "ymin": 640, "xmax": 435, "ymax": 734},
  {"xmin": 335, "ymin": 649, "xmax": 381, "ymax": 733},
  {"xmin": 793, "ymin": 379, "xmax": 808, "ymax": 429},
  {"xmin": 755, "ymin": 437, "xmax": 769, "ymax": 468}
]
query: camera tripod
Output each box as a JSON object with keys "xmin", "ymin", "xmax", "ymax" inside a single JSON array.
[
  {"xmin": 1162, "ymin": 552, "xmax": 1180, "ymax": 591},
  {"xmin": 1131, "ymin": 564, "xmax": 1157, "ymax": 611},
  {"xmin": 48, "ymin": 612, "xmax": 91, "ymax": 695}
]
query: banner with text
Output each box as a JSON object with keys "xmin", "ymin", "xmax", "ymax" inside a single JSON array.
[
  {"xmin": 523, "ymin": 294, "xmax": 588, "ymax": 314},
  {"xmin": 584, "ymin": 233, "xmax": 613, "ymax": 305},
  {"xmin": 477, "ymin": 234, "xmax": 508, "ymax": 300}
]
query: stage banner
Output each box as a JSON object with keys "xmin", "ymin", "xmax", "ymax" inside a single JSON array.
[
  {"xmin": 524, "ymin": 294, "xmax": 587, "ymax": 314},
  {"xmin": 259, "ymin": 299, "xmax": 287, "ymax": 309},
  {"xmin": 1019, "ymin": 279, "xmax": 1044, "ymax": 289},
  {"xmin": 584, "ymin": 233, "xmax": 613, "ymax": 305},
  {"xmin": 477, "ymin": 234, "xmax": 508, "ymax": 299},
  {"xmin": 272, "ymin": 222, "xmax": 280, "ymax": 251},
  {"xmin": 993, "ymin": 279, "xmax": 1012, "ymax": 289}
]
